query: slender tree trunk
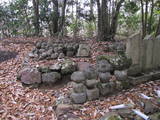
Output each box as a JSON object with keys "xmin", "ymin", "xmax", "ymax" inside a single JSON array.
[
  {"xmin": 141, "ymin": 0, "xmax": 145, "ymax": 38},
  {"xmin": 156, "ymin": 17, "xmax": 160, "ymax": 36},
  {"xmin": 101, "ymin": 0, "xmax": 109, "ymax": 41},
  {"xmin": 51, "ymin": 0, "xmax": 59, "ymax": 36},
  {"xmin": 148, "ymin": 0, "xmax": 154, "ymax": 34},
  {"xmin": 32, "ymin": 0, "xmax": 40, "ymax": 36},
  {"xmin": 96, "ymin": 0, "xmax": 101, "ymax": 40},
  {"xmin": 90, "ymin": 0, "xmax": 94, "ymax": 21},
  {"xmin": 144, "ymin": 0, "xmax": 148, "ymax": 35},
  {"xmin": 59, "ymin": 0, "xmax": 67, "ymax": 36},
  {"xmin": 110, "ymin": 0, "xmax": 124, "ymax": 39}
]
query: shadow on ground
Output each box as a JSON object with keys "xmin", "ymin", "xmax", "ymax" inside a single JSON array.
[{"xmin": 0, "ymin": 51, "xmax": 18, "ymax": 63}]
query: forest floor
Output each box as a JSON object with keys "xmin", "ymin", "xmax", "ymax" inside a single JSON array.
[{"xmin": 0, "ymin": 37, "xmax": 160, "ymax": 120}]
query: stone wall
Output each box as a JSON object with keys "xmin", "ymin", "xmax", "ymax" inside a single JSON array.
[
  {"xmin": 126, "ymin": 34, "xmax": 160, "ymax": 73},
  {"xmin": 18, "ymin": 59, "xmax": 77, "ymax": 86},
  {"xmin": 29, "ymin": 41, "xmax": 91, "ymax": 60},
  {"xmin": 69, "ymin": 54, "xmax": 160, "ymax": 104}
]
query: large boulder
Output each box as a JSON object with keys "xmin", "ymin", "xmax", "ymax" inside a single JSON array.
[
  {"xmin": 97, "ymin": 55, "xmax": 131, "ymax": 70},
  {"xmin": 42, "ymin": 72, "xmax": 61, "ymax": 84},
  {"xmin": 71, "ymin": 71, "xmax": 86, "ymax": 83},
  {"xmin": 77, "ymin": 44, "xmax": 90, "ymax": 57},
  {"xmin": 19, "ymin": 67, "xmax": 41, "ymax": 85}
]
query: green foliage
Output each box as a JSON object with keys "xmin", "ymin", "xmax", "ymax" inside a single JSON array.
[
  {"xmin": 69, "ymin": 18, "xmax": 81, "ymax": 36},
  {"xmin": 108, "ymin": 115, "xmax": 123, "ymax": 120},
  {"xmin": 84, "ymin": 22, "xmax": 95, "ymax": 37},
  {"xmin": 124, "ymin": 1, "xmax": 139, "ymax": 14}
]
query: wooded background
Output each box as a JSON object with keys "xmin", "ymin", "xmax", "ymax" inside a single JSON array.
[{"xmin": 0, "ymin": 0, "xmax": 159, "ymax": 40}]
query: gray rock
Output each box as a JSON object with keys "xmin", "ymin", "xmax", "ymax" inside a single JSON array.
[
  {"xmin": 73, "ymin": 83, "xmax": 86, "ymax": 93},
  {"xmin": 28, "ymin": 52, "xmax": 35, "ymax": 58},
  {"xmin": 54, "ymin": 47, "xmax": 59, "ymax": 53},
  {"xmin": 70, "ymin": 92, "xmax": 87, "ymax": 104},
  {"xmin": 73, "ymin": 44, "xmax": 79, "ymax": 50},
  {"xmin": 66, "ymin": 51, "xmax": 75, "ymax": 57},
  {"xmin": 83, "ymin": 66, "xmax": 97, "ymax": 79},
  {"xmin": 77, "ymin": 44, "xmax": 90, "ymax": 57},
  {"xmin": 41, "ymin": 42, "xmax": 47, "ymax": 49},
  {"xmin": 39, "ymin": 52, "xmax": 48, "ymax": 59},
  {"xmin": 127, "ymin": 65, "xmax": 142, "ymax": 76},
  {"xmin": 85, "ymin": 79, "xmax": 99, "ymax": 88},
  {"xmin": 143, "ymin": 100, "xmax": 158, "ymax": 114},
  {"xmin": 86, "ymin": 88, "xmax": 99, "ymax": 101},
  {"xmin": 42, "ymin": 72, "xmax": 61, "ymax": 84},
  {"xmin": 19, "ymin": 67, "xmax": 41, "ymax": 85},
  {"xmin": 98, "ymin": 72, "xmax": 111, "ymax": 83},
  {"xmin": 46, "ymin": 49, "xmax": 53, "ymax": 56},
  {"xmin": 61, "ymin": 60, "xmax": 77, "ymax": 75},
  {"xmin": 100, "ymin": 112, "xmax": 123, "ymax": 120},
  {"xmin": 115, "ymin": 81, "xmax": 123, "ymax": 90},
  {"xmin": 55, "ymin": 104, "xmax": 72, "ymax": 117},
  {"xmin": 36, "ymin": 41, "xmax": 42, "ymax": 49},
  {"xmin": 51, "ymin": 53, "xmax": 58, "ymax": 59},
  {"xmin": 54, "ymin": 47, "xmax": 63, "ymax": 54},
  {"xmin": 114, "ymin": 70, "xmax": 127, "ymax": 81},
  {"xmin": 97, "ymin": 60, "xmax": 113, "ymax": 73},
  {"xmin": 71, "ymin": 71, "xmax": 85, "ymax": 83},
  {"xmin": 49, "ymin": 63, "xmax": 62, "ymax": 71},
  {"xmin": 39, "ymin": 66, "xmax": 50, "ymax": 73},
  {"xmin": 39, "ymin": 49, "xmax": 46, "ymax": 53},
  {"xmin": 98, "ymin": 83, "xmax": 113, "ymax": 96},
  {"xmin": 58, "ymin": 53, "xmax": 65, "ymax": 59},
  {"xmin": 67, "ymin": 45, "xmax": 74, "ymax": 51}
]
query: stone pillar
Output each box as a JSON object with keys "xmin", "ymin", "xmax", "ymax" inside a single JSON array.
[
  {"xmin": 126, "ymin": 33, "xmax": 143, "ymax": 75},
  {"xmin": 141, "ymin": 35, "xmax": 154, "ymax": 72},
  {"xmin": 153, "ymin": 35, "xmax": 160, "ymax": 69}
]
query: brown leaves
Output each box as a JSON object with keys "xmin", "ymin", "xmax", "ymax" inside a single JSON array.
[{"xmin": 0, "ymin": 37, "xmax": 160, "ymax": 120}]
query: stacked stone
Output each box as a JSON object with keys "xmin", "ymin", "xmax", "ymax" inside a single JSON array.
[
  {"xmin": 96, "ymin": 59, "xmax": 114, "ymax": 96},
  {"xmin": 70, "ymin": 71, "xmax": 87, "ymax": 104},
  {"xmin": 84, "ymin": 66, "xmax": 99, "ymax": 101},
  {"xmin": 70, "ymin": 66, "xmax": 100, "ymax": 103},
  {"xmin": 114, "ymin": 70, "xmax": 129, "ymax": 89},
  {"xmin": 29, "ymin": 41, "xmax": 79, "ymax": 60},
  {"xmin": 19, "ymin": 59, "xmax": 77, "ymax": 86}
]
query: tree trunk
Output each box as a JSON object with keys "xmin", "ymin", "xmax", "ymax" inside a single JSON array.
[
  {"xmin": 140, "ymin": 0, "xmax": 145, "ymax": 38},
  {"xmin": 59, "ymin": 0, "xmax": 67, "ymax": 36},
  {"xmin": 51, "ymin": 0, "xmax": 59, "ymax": 36},
  {"xmin": 110, "ymin": 0, "xmax": 124, "ymax": 39},
  {"xmin": 156, "ymin": 17, "xmax": 160, "ymax": 36},
  {"xmin": 144, "ymin": 0, "xmax": 148, "ymax": 36},
  {"xmin": 96, "ymin": 0, "xmax": 101, "ymax": 41},
  {"xmin": 148, "ymin": 0, "xmax": 154, "ymax": 34},
  {"xmin": 32, "ymin": 0, "xmax": 40, "ymax": 36}
]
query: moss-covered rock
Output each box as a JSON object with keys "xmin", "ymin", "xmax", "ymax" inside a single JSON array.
[
  {"xmin": 100, "ymin": 112, "xmax": 123, "ymax": 120},
  {"xmin": 61, "ymin": 59, "xmax": 77, "ymax": 75},
  {"xmin": 97, "ymin": 54, "xmax": 132, "ymax": 70}
]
